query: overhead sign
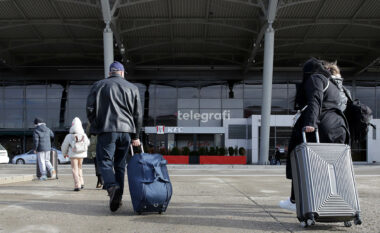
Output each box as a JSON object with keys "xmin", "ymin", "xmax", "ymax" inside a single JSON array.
[
  {"xmin": 167, "ymin": 127, "xmax": 183, "ymax": 133},
  {"xmin": 147, "ymin": 126, "xmax": 224, "ymax": 134}
]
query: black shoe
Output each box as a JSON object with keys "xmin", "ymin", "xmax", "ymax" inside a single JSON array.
[
  {"xmin": 108, "ymin": 185, "xmax": 122, "ymax": 212},
  {"xmin": 96, "ymin": 177, "xmax": 103, "ymax": 188},
  {"xmin": 74, "ymin": 188, "xmax": 80, "ymax": 191},
  {"xmin": 81, "ymin": 185, "xmax": 84, "ymax": 189}
]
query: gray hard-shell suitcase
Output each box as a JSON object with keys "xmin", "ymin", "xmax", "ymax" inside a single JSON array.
[{"xmin": 290, "ymin": 129, "xmax": 362, "ymax": 228}]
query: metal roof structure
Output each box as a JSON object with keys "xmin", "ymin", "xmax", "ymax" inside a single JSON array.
[{"xmin": 0, "ymin": 0, "xmax": 379, "ymax": 74}]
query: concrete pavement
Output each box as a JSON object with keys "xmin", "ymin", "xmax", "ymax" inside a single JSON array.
[{"xmin": 0, "ymin": 164, "xmax": 379, "ymax": 233}]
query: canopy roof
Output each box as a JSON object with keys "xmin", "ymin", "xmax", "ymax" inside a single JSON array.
[{"xmin": 0, "ymin": 0, "xmax": 379, "ymax": 74}]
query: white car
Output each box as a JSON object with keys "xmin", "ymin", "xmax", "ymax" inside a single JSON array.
[
  {"xmin": 0, "ymin": 144, "xmax": 9, "ymax": 164},
  {"xmin": 12, "ymin": 148, "xmax": 70, "ymax": 164}
]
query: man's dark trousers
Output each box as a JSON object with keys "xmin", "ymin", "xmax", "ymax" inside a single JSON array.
[{"xmin": 96, "ymin": 132, "xmax": 131, "ymax": 194}]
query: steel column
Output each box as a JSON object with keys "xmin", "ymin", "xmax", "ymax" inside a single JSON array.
[
  {"xmin": 103, "ymin": 24, "xmax": 114, "ymax": 78},
  {"xmin": 259, "ymin": 24, "xmax": 275, "ymax": 164}
]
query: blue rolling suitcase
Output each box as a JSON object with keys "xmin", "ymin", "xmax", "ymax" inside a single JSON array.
[{"xmin": 127, "ymin": 145, "xmax": 172, "ymax": 214}]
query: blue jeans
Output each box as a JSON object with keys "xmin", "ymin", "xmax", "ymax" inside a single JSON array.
[{"xmin": 96, "ymin": 132, "xmax": 131, "ymax": 193}]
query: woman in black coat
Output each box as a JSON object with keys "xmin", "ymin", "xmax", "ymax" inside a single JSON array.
[{"xmin": 279, "ymin": 58, "xmax": 350, "ymax": 211}]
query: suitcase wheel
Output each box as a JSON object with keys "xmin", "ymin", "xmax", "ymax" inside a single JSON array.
[
  {"xmin": 344, "ymin": 221, "xmax": 352, "ymax": 227},
  {"xmin": 158, "ymin": 211, "xmax": 162, "ymax": 214},
  {"xmin": 300, "ymin": 221, "xmax": 307, "ymax": 228},
  {"xmin": 354, "ymin": 218, "xmax": 362, "ymax": 225},
  {"xmin": 137, "ymin": 212, "xmax": 142, "ymax": 215},
  {"xmin": 307, "ymin": 219, "xmax": 315, "ymax": 226}
]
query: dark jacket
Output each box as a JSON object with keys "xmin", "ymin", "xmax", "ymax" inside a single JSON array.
[
  {"xmin": 286, "ymin": 65, "xmax": 350, "ymax": 179},
  {"xmin": 33, "ymin": 124, "xmax": 54, "ymax": 152},
  {"xmin": 86, "ymin": 74, "xmax": 143, "ymax": 139}
]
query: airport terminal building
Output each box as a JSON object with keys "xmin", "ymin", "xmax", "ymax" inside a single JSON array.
[{"xmin": 0, "ymin": 0, "xmax": 379, "ymax": 163}]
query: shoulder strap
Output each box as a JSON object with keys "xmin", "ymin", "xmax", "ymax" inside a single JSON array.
[
  {"xmin": 322, "ymin": 79, "xmax": 329, "ymax": 92},
  {"xmin": 328, "ymin": 77, "xmax": 352, "ymax": 102},
  {"xmin": 342, "ymin": 86, "xmax": 353, "ymax": 102}
]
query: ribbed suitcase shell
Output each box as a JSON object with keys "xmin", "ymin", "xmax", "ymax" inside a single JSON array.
[{"xmin": 291, "ymin": 142, "xmax": 361, "ymax": 225}]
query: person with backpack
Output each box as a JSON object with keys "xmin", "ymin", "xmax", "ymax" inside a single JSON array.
[
  {"xmin": 279, "ymin": 58, "xmax": 351, "ymax": 211},
  {"xmin": 33, "ymin": 117, "xmax": 56, "ymax": 181},
  {"xmin": 61, "ymin": 117, "xmax": 90, "ymax": 191},
  {"xmin": 86, "ymin": 61, "xmax": 142, "ymax": 212}
]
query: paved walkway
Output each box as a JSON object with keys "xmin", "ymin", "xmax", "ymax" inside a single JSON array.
[{"xmin": 0, "ymin": 165, "xmax": 379, "ymax": 233}]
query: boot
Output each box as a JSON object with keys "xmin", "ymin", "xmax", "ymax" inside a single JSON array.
[{"xmin": 96, "ymin": 176, "xmax": 103, "ymax": 189}]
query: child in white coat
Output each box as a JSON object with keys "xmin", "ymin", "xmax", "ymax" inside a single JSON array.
[{"xmin": 61, "ymin": 117, "xmax": 90, "ymax": 191}]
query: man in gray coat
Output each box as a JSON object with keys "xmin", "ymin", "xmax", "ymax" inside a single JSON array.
[{"xmin": 33, "ymin": 117, "xmax": 55, "ymax": 180}]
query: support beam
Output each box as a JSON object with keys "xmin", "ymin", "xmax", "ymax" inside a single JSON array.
[
  {"xmin": 243, "ymin": 23, "xmax": 267, "ymax": 73},
  {"xmin": 0, "ymin": 21, "xmax": 102, "ymax": 32},
  {"xmin": 56, "ymin": 0, "xmax": 99, "ymax": 8},
  {"xmin": 103, "ymin": 24, "xmax": 114, "ymax": 78},
  {"xmin": 100, "ymin": 0, "xmax": 114, "ymax": 78},
  {"xmin": 135, "ymin": 53, "xmax": 242, "ymax": 65},
  {"xmin": 355, "ymin": 57, "xmax": 380, "ymax": 76},
  {"xmin": 127, "ymin": 39, "xmax": 249, "ymax": 53},
  {"xmin": 277, "ymin": 0, "xmax": 319, "ymax": 9},
  {"xmin": 242, "ymin": 0, "xmax": 266, "ymax": 73},
  {"xmin": 12, "ymin": 0, "xmax": 43, "ymax": 40},
  {"xmin": 276, "ymin": 19, "xmax": 380, "ymax": 32},
  {"xmin": 259, "ymin": 24, "xmax": 275, "ymax": 165},
  {"xmin": 110, "ymin": 0, "xmax": 121, "ymax": 17},
  {"xmin": 120, "ymin": 20, "xmax": 258, "ymax": 34},
  {"xmin": 101, "ymin": 0, "xmax": 130, "ymax": 73},
  {"xmin": 259, "ymin": 0, "xmax": 278, "ymax": 165},
  {"xmin": 0, "ymin": 40, "xmax": 102, "ymax": 53}
]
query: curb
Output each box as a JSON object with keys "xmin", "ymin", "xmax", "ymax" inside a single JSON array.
[{"xmin": 0, "ymin": 174, "xmax": 34, "ymax": 185}]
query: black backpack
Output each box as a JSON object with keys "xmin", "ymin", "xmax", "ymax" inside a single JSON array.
[{"xmin": 343, "ymin": 87, "xmax": 376, "ymax": 142}]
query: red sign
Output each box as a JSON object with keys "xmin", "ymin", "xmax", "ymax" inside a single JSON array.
[{"xmin": 156, "ymin": 125, "xmax": 165, "ymax": 134}]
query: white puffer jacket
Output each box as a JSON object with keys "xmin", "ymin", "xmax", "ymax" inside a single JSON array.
[{"xmin": 61, "ymin": 117, "xmax": 90, "ymax": 159}]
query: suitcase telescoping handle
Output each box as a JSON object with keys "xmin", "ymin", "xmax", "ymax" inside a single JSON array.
[
  {"xmin": 302, "ymin": 127, "xmax": 320, "ymax": 143},
  {"xmin": 130, "ymin": 143, "xmax": 144, "ymax": 156}
]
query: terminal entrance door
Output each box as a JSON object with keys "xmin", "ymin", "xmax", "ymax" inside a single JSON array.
[
  {"xmin": 269, "ymin": 127, "xmax": 292, "ymax": 163},
  {"xmin": 262, "ymin": 126, "xmax": 367, "ymax": 162}
]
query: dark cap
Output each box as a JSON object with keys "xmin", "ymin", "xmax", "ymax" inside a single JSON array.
[
  {"xmin": 109, "ymin": 61, "xmax": 125, "ymax": 72},
  {"xmin": 34, "ymin": 117, "xmax": 44, "ymax": 125}
]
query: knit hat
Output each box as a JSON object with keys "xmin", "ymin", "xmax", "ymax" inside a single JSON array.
[
  {"xmin": 34, "ymin": 117, "xmax": 44, "ymax": 125},
  {"xmin": 303, "ymin": 57, "xmax": 320, "ymax": 74}
]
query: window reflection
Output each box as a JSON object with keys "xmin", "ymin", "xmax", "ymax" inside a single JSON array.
[
  {"xmin": 4, "ymin": 108, "xmax": 23, "ymax": 128},
  {"xmin": 26, "ymin": 86, "xmax": 46, "ymax": 99},
  {"xmin": 0, "ymin": 81, "xmax": 377, "ymax": 132},
  {"xmin": 200, "ymin": 85, "xmax": 222, "ymax": 99},
  {"xmin": 178, "ymin": 87, "xmax": 199, "ymax": 99},
  {"xmin": 4, "ymin": 88, "xmax": 23, "ymax": 98}
]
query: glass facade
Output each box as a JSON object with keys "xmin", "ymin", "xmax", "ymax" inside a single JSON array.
[{"xmin": 0, "ymin": 79, "xmax": 378, "ymax": 161}]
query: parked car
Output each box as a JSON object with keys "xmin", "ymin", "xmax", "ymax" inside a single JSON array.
[
  {"xmin": 11, "ymin": 148, "xmax": 70, "ymax": 164},
  {"xmin": 0, "ymin": 144, "xmax": 10, "ymax": 164}
]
